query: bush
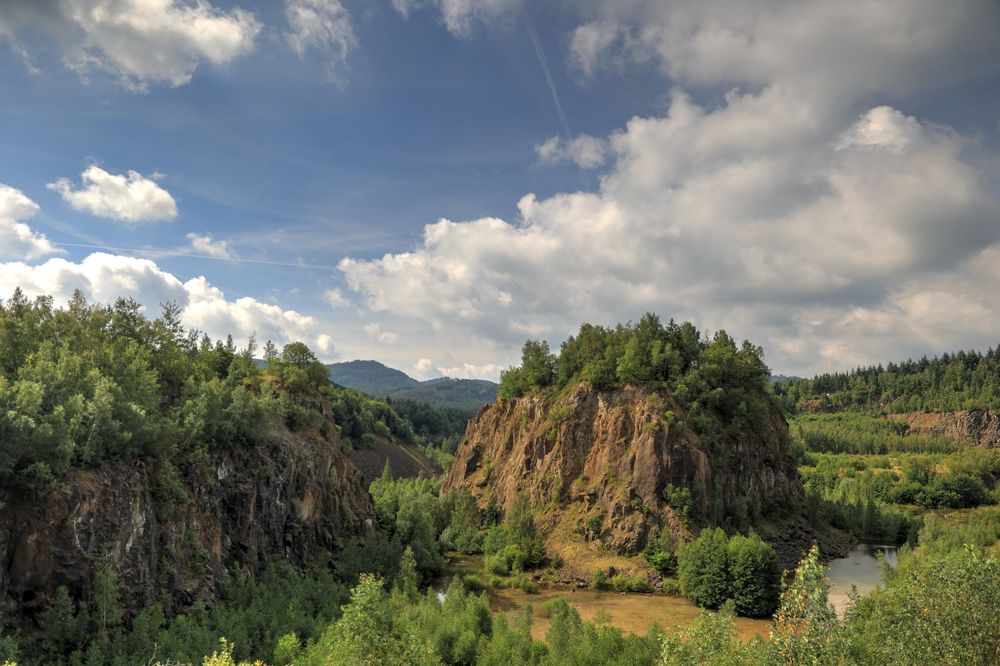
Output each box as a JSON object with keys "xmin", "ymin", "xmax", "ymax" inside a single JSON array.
[
  {"xmin": 590, "ymin": 570, "xmax": 608, "ymax": 590},
  {"xmin": 610, "ymin": 574, "xmax": 652, "ymax": 593},
  {"xmin": 678, "ymin": 527, "xmax": 731, "ymax": 609},
  {"xmin": 660, "ymin": 578, "xmax": 681, "ymax": 595},
  {"xmin": 662, "ymin": 484, "xmax": 692, "ymax": 521},
  {"xmin": 727, "ymin": 532, "xmax": 780, "ymax": 617},
  {"xmin": 643, "ymin": 528, "xmax": 679, "ymax": 576}
]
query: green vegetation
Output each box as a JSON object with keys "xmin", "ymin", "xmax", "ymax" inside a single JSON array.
[
  {"xmin": 677, "ymin": 528, "xmax": 780, "ymax": 618},
  {"xmin": 483, "ymin": 494, "xmax": 546, "ymax": 576},
  {"xmin": 499, "ymin": 313, "xmax": 774, "ymax": 446},
  {"xmin": 389, "ymin": 378, "xmax": 498, "ymax": 414},
  {"xmin": 5, "ymin": 473, "xmax": 1000, "ymax": 665},
  {"xmin": 790, "ymin": 413, "xmax": 958, "ymax": 455},
  {"xmin": 0, "ymin": 289, "xmax": 437, "ymax": 493},
  {"xmin": 0, "ymin": 560, "xmax": 350, "ymax": 666},
  {"xmin": 663, "ymin": 539, "xmax": 1000, "ymax": 666},
  {"xmin": 327, "ymin": 359, "xmax": 419, "ymax": 396},
  {"xmin": 773, "ymin": 347, "xmax": 1000, "ymax": 413},
  {"xmin": 799, "ymin": 448, "xmax": 998, "ymax": 544}
]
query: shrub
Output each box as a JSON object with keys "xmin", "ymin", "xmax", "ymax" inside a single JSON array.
[
  {"xmin": 662, "ymin": 483, "xmax": 693, "ymax": 521},
  {"xmin": 660, "ymin": 578, "xmax": 681, "ymax": 595},
  {"xmin": 590, "ymin": 570, "xmax": 608, "ymax": 590},
  {"xmin": 678, "ymin": 527, "xmax": 731, "ymax": 609},
  {"xmin": 727, "ymin": 532, "xmax": 780, "ymax": 617},
  {"xmin": 610, "ymin": 573, "xmax": 652, "ymax": 593}
]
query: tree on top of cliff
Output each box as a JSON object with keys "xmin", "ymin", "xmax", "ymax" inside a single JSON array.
[
  {"xmin": 497, "ymin": 313, "xmax": 773, "ymax": 440},
  {"xmin": 0, "ymin": 292, "xmax": 422, "ymax": 492}
]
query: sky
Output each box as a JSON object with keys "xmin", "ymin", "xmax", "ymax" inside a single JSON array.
[{"xmin": 1, "ymin": 0, "xmax": 999, "ymax": 381}]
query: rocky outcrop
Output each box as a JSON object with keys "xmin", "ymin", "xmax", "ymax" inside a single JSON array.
[
  {"xmin": 442, "ymin": 383, "xmax": 804, "ymax": 557},
  {"xmin": 0, "ymin": 423, "xmax": 373, "ymax": 620},
  {"xmin": 888, "ymin": 410, "xmax": 1000, "ymax": 448}
]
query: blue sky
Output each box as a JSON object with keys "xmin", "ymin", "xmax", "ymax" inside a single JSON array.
[{"xmin": 2, "ymin": 1, "xmax": 1000, "ymax": 379}]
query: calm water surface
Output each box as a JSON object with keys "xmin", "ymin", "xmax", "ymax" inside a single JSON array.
[{"xmin": 826, "ymin": 543, "xmax": 898, "ymax": 615}]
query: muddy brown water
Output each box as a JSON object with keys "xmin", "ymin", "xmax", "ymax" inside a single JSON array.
[{"xmin": 441, "ymin": 555, "xmax": 770, "ymax": 641}]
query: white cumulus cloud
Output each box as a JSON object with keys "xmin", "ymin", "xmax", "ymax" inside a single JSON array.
[
  {"xmin": 0, "ymin": 252, "xmax": 328, "ymax": 356},
  {"xmin": 49, "ymin": 165, "xmax": 178, "ymax": 223},
  {"xmin": 340, "ymin": 87, "xmax": 1000, "ymax": 375},
  {"xmin": 536, "ymin": 134, "xmax": 607, "ymax": 169},
  {"xmin": 186, "ymin": 232, "xmax": 234, "ymax": 259},
  {"xmin": 324, "ymin": 287, "xmax": 350, "ymax": 308},
  {"xmin": 363, "ymin": 322, "xmax": 399, "ymax": 345},
  {"xmin": 0, "ymin": 0, "xmax": 261, "ymax": 90},
  {"xmin": 390, "ymin": 0, "xmax": 523, "ymax": 36},
  {"xmin": 0, "ymin": 184, "xmax": 61, "ymax": 260}
]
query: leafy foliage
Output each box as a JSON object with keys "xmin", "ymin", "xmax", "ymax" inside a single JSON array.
[
  {"xmin": 773, "ymin": 346, "xmax": 1000, "ymax": 413},
  {"xmin": 498, "ymin": 314, "xmax": 774, "ymax": 447},
  {"xmin": 677, "ymin": 527, "xmax": 731, "ymax": 609},
  {"xmin": 0, "ymin": 289, "xmax": 434, "ymax": 491},
  {"xmin": 677, "ymin": 528, "xmax": 781, "ymax": 617}
]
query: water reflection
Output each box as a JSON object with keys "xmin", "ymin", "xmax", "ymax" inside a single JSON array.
[{"xmin": 826, "ymin": 543, "xmax": 898, "ymax": 615}]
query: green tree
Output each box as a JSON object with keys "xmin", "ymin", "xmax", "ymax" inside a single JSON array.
[
  {"xmin": 769, "ymin": 544, "xmax": 845, "ymax": 664},
  {"xmin": 303, "ymin": 574, "xmax": 436, "ymax": 666},
  {"xmin": 845, "ymin": 546, "xmax": 1000, "ymax": 665},
  {"xmin": 726, "ymin": 533, "xmax": 780, "ymax": 618},
  {"xmin": 677, "ymin": 528, "xmax": 730, "ymax": 609}
]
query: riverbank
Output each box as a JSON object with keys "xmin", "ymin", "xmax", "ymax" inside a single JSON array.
[{"xmin": 441, "ymin": 554, "xmax": 771, "ymax": 641}]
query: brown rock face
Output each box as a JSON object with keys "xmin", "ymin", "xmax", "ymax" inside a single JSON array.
[
  {"xmin": 888, "ymin": 410, "xmax": 1000, "ymax": 447},
  {"xmin": 0, "ymin": 425, "xmax": 373, "ymax": 619},
  {"xmin": 442, "ymin": 383, "xmax": 803, "ymax": 555}
]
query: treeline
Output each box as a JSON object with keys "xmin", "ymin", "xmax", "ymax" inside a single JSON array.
[
  {"xmin": 0, "ymin": 289, "xmax": 425, "ymax": 492},
  {"xmin": 790, "ymin": 413, "xmax": 958, "ymax": 455},
  {"xmin": 499, "ymin": 313, "xmax": 774, "ymax": 444},
  {"xmin": 773, "ymin": 346, "xmax": 1000, "ymax": 413}
]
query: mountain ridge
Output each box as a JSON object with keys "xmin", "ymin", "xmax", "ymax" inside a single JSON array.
[{"xmin": 327, "ymin": 359, "xmax": 498, "ymax": 413}]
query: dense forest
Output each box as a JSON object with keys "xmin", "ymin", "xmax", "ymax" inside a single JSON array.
[
  {"xmin": 773, "ymin": 347, "xmax": 1000, "ymax": 413},
  {"xmin": 0, "ymin": 288, "xmax": 466, "ymax": 494}
]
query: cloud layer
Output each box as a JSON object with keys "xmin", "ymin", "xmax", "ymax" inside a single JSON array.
[
  {"xmin": 49, "ymin": 166, "xmax": 178, "ymax": 223},
  {"xmin": 339, "ymin": 1, "xmax": 1000, "ymax": 377}
]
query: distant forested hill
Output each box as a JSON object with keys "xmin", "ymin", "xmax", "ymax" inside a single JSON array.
[
  {"xmin": 327, "ymin": 360, "xmax": 497, "ymax": 413},
  {"xmin": 327, "ymin": 360, "xmax": 420, "ymax": 396},
  {"xmin": 773, "ymin": 347, "xmax": 1000, "ymax": 413}
]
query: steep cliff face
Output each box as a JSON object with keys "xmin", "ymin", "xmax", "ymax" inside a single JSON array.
[
  {"xmin": 443, "ymin": 383, "xmax": 803, "ymax": 557},
  {"xmin": 0, "ymin": 423, "xmax": 373, "ymax": 620},
  {"xmin": 889, "ymin": 410, "xmax": 1000, "ymax": 447}
]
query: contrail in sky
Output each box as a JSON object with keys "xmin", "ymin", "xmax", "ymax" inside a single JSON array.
[
  {"xmin": 522, "ymin": 10, "xmax": 590, "ymax": 190},
  {"xmin": 51, "ymin": 242, "xmax": 342, "ymax": 272}
]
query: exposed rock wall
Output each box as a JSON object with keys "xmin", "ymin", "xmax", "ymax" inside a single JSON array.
[
  {"xmin": 889, "ymin": 410, "xmax": 1000, "ymax": 448},
  {"xmin": 442, "ymin": 384, "xmax": 803, "ymax": 555},
  {"xmin": 0, "ymin": 425, "xmax": 373, "ymax": 620}
]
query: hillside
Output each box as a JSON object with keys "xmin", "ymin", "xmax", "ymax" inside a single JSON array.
[
  {"xmin": 0, "ymin": 292, "xmax": 433, "ymax": 621},
  {"xmin": 327, "ymin": 360, "xmax": 419, "ymax": 396},
  {"xmin": 389, "ymin": 377, "xmax": 497, "ymax": 412},
  {"xmin": 444, "ymin": 315, "xmax": 844, "ymax": 572},
  {"xmin": 327, "ymin": 359, "xmax": 497, "ymax": 413}
]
